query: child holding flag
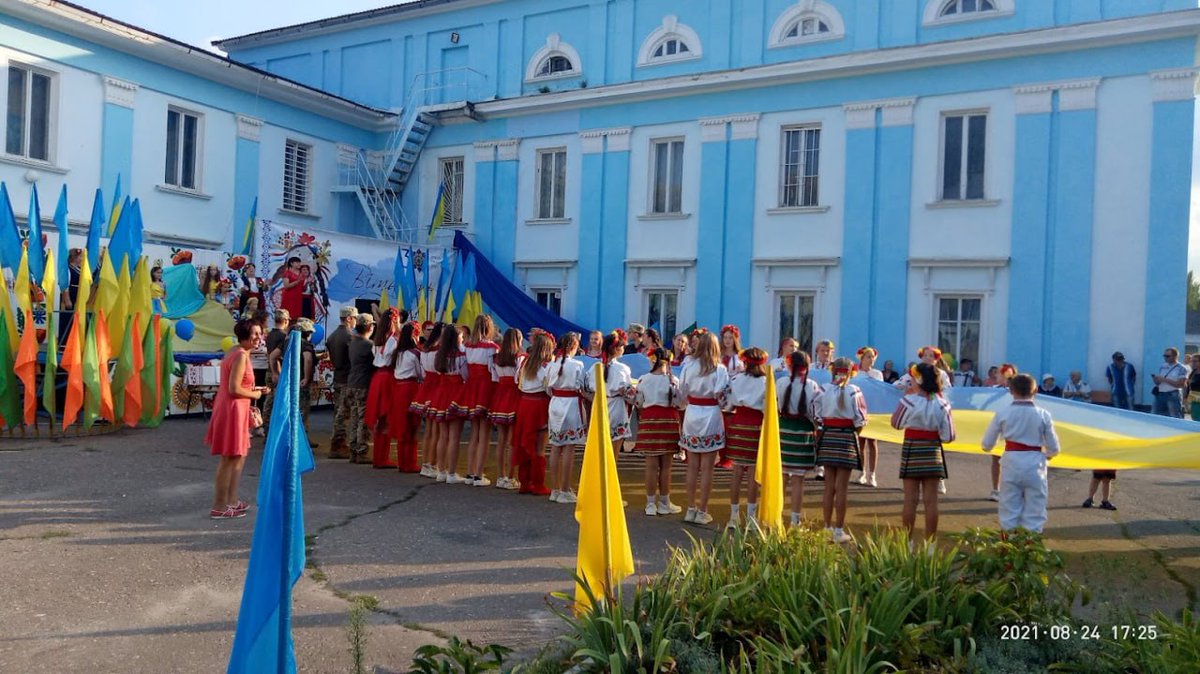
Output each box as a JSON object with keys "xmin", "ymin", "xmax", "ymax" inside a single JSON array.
[
  {"xmin": 634, "ymin": 347, "xmax": 683, "ymax": 516},
  {"xmin": 811, "ymin": 358, "xmax": 868, "ymax": 543},
  {"xmin": 723, "ymin": 347, "xmax": 772, "ymax": 529},
  {"xmin": 777, "ymin": 351, "xmax": 821, "ymax": 527}
]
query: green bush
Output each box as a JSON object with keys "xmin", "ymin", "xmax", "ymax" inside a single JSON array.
[{"xmin": 407, "ymin": 637, "xmax": 510, "ymax": 673}]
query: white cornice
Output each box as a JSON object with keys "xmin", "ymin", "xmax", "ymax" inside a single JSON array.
[
  {"xmin": 473, "ymin": 10, "xmax": 1200, "ymax": 119},
  {"xmin": 1057, "ymin": 78, "xmax": 1101, "ymax": 111},
  {"xmin": 236, "ymin": 114, "xmax": 263, "ymax": 141},
  {"xmin": 580, "ymin": 127, "xmax": 632, "ymax": 154},
  {"xmin": 474, "ymin": 139, "xmax": 520, "ymax": 162},
  {"xmin": 102, "ymin": 76, "xmax": 137, "ymax": 108},
  {"xmin": 908, "ymin": 257, "xmax": 1010, "ymax": 268},
  {"xmin": 1014, "ymin": 84, "xmax": 1054, "ymax": 114},
  {"xmin": 1151, "ymin": 68, "xmax": 1200, "ymax": 102}
]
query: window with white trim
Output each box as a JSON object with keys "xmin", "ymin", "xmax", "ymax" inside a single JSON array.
[
  {"xmin": 638, "ymin": 15, "xmax": 703, "ymax": 67},
  {"xmin": 534, "ymin": 288, "xmax": 563, "ymax": 316},
  {"xmin": 646, "ymin": 290, "xmax": 678, "ymax": 340},
  {"xmin": 535, "ymin": 148, "xmax": 567, "ymax": 220},
  {"xmin": 164, "ymin": 107, "xmax": 201, "ymax": 190},
  {"xmin": 779, "ymin": 126, "xmax": 821, "ymax": 208},
  {"xmin": 283, "ymin": 139, "xmax": 312, "ymax": 213},
  {"xmin": 940, "ymin": 112, "xmax": 987, "ymax": 201},
  {"xmin": 939, "ymin": 0, "xmax": 997, "ymax": 17},
  {"xmin": 650, "ymin": 138, "xmax": 684, "ymax": 215},
  {"xmin": 936, "ymin": 296, "xmax": 982, "ymax": 367},
  {"xmin": 439, "ymin": 156, "xmax": 464, "ymax": 225},
  {"xmin": 527, "ymin": 33, "xmax": 583, "ymax": 82},
  {"xmin": 777, "ymin": 293, "xmax": 815, "ymax": 354},
  {"xmin": 537, "ymin": 55, "xmax": 574, "ymax": 78},
  {"xmin": 768, "ymin": 1, "xmax": 846, "ymax": 48},
  {"xmin": 5, "ymin": 63, "xmax": 53, "ymax": 162}
]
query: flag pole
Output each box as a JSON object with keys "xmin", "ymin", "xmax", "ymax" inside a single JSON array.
[
  {"xmin": 278, "ymin": 335, "xmax": 296, "ymax": 670},
  {"xmin": 596, "ymin": 364, "xmax": 614, "ymax": 606}
]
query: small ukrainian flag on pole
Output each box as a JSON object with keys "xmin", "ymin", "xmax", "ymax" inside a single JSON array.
[
  {"xmin": 428, "ymin": 182, "xmax": 447, "ymax": 242},
  {"xmin": 240, "ymin": 197, "xmax": 258, "ymax": 257}
]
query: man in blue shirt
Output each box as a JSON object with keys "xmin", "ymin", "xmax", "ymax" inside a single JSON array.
[{"xmin": 1105, "ymin": 352, "xmax": 1136, "ymax": 410}]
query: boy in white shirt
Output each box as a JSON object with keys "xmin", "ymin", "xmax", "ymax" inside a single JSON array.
[{"xmin": 981, "ymin": 373, "xmax": 1061, "ymax": 533}]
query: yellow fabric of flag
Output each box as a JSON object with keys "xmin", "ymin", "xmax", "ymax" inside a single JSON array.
[
  {"xmin": 96, "ymin": 249, "xmax": 118, "ymax": 319},
  {"xmin": 76, "ymin": 250, "xmax": 93, "ymax": 318},
  {"xmin": 41, "ymin": 249, "xmax": 56, "ymax": 314},
  {"xmin": 574, "ymin": 362, "xmax": 635, "ymax": 611},
  {"xmin": 14, "ymin": 245, "xmax": 31, "ymax": 316},
  {"xmin": 0, "ymin": 261, "xmax": 16, "ymax": 354},
  {"xmin": 109, "ymin": 258, "xmax": 131, "ymax": 355},
  {"xmin": 129, "ymin": 257, "xmax": 152, "ymax": 342},
  {"xmin": 754, "ymin": 373, "xmax": 785, "ymax": 531}
]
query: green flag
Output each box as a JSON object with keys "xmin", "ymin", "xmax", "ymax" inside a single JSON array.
[
  {"xmin": 143, "ymin": 319, "xmax": 173, "ymax": 428},
  {"xmin": 0, "ymin": 313, "xmax": 18, "ymax": 428},
  {"xmin": 113, "ymin": 318, "xmax": 134, "ymax": 423},
  {"xmin": 82, "ymin": 315, "xmax": 99, "ymax": 429},
  {"xmin": 42, "ymin": 311, "xmax": 57, "ymax": 423},
  {"xmin": 139, "ymin": 314, "xmax": 158, "ymax": 426}
]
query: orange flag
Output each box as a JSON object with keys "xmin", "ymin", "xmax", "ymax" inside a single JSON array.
[
  {"xmin": 95, "ymin": 309, "xmax": 114, "ymax": 423},
  {"xmin": 14, "ymin": 309, "xmax": 38, "ymax": 426},
  {"xmin": 60, "ymin": 315, "xmax": 83, "ymax": 430},
  {"xmin": 121, "ymin": 315, "xmax": 144, "ymax": 427}
]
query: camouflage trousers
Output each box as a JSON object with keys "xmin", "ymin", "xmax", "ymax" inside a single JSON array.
[
  {"xmin": 330, "ymin": 383, "xmax": 352, "ymax": 446},
  {"xmin": 347, "ymin": 387, "xmax": 371, "ymax": 456},
  {"xmin": 299, "ymin": 385, "xmax": 312, "ymax": 429}
]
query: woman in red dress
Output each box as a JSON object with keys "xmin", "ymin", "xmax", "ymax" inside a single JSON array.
[
  {"xmin": 206, "ymin": 319, "xmax": 269, "ymax": 519},
  {"xmin": 279, "ymin": 256, "xmax": 304, "ymax": 319}
]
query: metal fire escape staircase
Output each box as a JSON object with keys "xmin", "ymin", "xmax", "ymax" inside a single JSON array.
[{"xmin": 336, "ymin": 69, "xmax": 485, "ymax": 244}]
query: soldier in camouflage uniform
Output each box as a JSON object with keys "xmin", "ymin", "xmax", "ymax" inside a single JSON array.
[
  {"xmin": 347, "ymin": 313, "xmax": 376, "ymax": 462},
  {"xmin": 326, "ymin": 306, "xmax": 357, "ymax": 458},
  {"xmin": 295, "ymin": 318, "xmax": 318, "ymax": 446}
]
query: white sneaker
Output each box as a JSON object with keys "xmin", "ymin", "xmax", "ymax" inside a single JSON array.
[
  {"xmin": 938, "ymin": 479, "xmax": 947, "ymax": 495},
  {"xmin": 790, "ymin": 513, "xmax": 802, "ymax": 527},
  {"xmin": 988, "ymin": 489, "xmax": 1001, "ymax": 502},
  {"xmin": 833, "ymin": 528, "xmax": 853, "ymax": 544},
  {"xmin": 645, "ymin": 502, "xmax": 658, "ymax": 516},
  {"xmin": 557, "ymin": 490, "xmax": 577, "ymax": 504},
  {"xmin": 868, "ymin": 473, "xmax": 878, "ymax": 488},
  {"xmin": 684, "ymin": 507, "xmax": 697, "ymax": 523},
  {"xmin": 445, "ymin": 473, "xmax": 464, "ymax": 485},
  {"xmin": 725, "ymin": 513, "xmax": 740, "ymax": 530},
  {"xmin": 549, "ymin": 489, "xmax": 560, "ymax": 502},
  {"xmin": 473, "ymin": 476, "xmax": 491, "ymax": 487},
  {"xmin": 493, "ymin": 477, "xmax": 508, "ymax": 489},
  {"xmin": 693, "ymin": 511, "xmax": 714, "ymax": 525},
  {"xmin": 419, "ymin": 465, "xmax": 435, "ymax": 478},
  {"xmin": 657, "ymin": 500, "xmax": 682, "ymax": 515},
  {"xmin": 856, "ymin": 473, "xmax": 868, "ymax": 485},
  {"xmin": 505, "ymin": 479, "xmax": 520, "ymax": 491},
  {"xmin": 436, "ymin": 471, "xmax": 448, "ymax": 483}
]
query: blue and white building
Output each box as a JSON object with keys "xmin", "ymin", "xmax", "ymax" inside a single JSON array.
[{"xmin": 2, "ymin": 0, "xmax": 1198, "ymax": 399}]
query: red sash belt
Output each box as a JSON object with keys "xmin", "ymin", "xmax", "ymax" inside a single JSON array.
[
  {"xmin": 1005, "ymin": 440, "xmax": 1042, "ymax": 452},
  {"xmin": 551, "ymin": 389, "xmax": 581, "ymax": 398},
  {"xmin": 467, "ymin": 364, "xmax": 491, "ymax": 376},
  {"xmin": 521, "ymin": 391, "xmax": 549, "ymax": 400},
  {"xmin": 395, "ymin": 377, "xmax": 419, "ymax": 383},
  {"xmin": 904, "ymin": 429, "xmax": 941, "ymax": 441},
  {"xmin": 688, "ymin": 397, "xmax": 719, "ymax": 406},
  {"xmin": 822, "ymin": 418, "xmax": 856, "ymax": 428}
]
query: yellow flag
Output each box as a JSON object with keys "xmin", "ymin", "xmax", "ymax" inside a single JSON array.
[
  {"xmin": 14, "ymin": 244, "xmax": 31, "ymax": 316},
  {"xmin": 41, "ymin": 249, "xmax": 56, "ymax": 314},
  {"xmin": 0, "ymin": 264, "xmax": 16, "ymax": 354},
  {"xmin": 416, "ymin": 287, "xmax": 428, "ymax": 323},
  {"xmin": 442, "ymin": 291, "xmax": 456, "ymax": 324},
  {"xmin": 96, "ymin": 249, "xmax": 118, "ymax": 319},
  {"xmin": 378, "ymin": 285, "xmax": 390, "ymax": 312},
  {"xmin": 754, "ymin": 373, "xmax": 784, "ymax": 531},
  {"xmin": 129, "ymin": 257, "xmax": 151, "ymax": 342},
  {"xmin": 109, "ymin": 257, "xmax": 131, "ymax": 354},
  {"xmin": 76, "ymin": 249, "xmax": 93, "ymax": 318},
  {"xmin": 574, "ymin": 362, "xmax": 635, "ymax": 611}
]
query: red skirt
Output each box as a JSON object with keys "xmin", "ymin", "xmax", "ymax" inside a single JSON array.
[
  {"xmin": 427, "ymin": 373, "xmax": 466, "ymax": 421},
  {"xmin": 488, "ymin": 377, "xmax": 520, "ymax": 426},
  {"xmin": 389, "ymin": 379, "xmax": 421, "ymax": 441},
  {"xmin": 413, "ymin": 371, "xmax": 440, "ymax": 417},
  {"xmin": 512, "ymin": 392, "xmax": 550, "ymax": 465},
  {"xmin": 364, "ymin": 368, "xmax": 392, "ymax": 427},
  {"xmin": 457, "ymin": 364, "xmax": 495, "ymax": 418},
  {"xmin": 725, "ymin": 406, "xmax": 764, "ymax": 466},
  {"xmin": 636, "ymin": 405, "xmax": 680, "ymax": 456}
]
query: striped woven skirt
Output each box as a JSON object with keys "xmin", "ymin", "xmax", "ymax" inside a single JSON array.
[
  {"xmin": 780, "ymin": 416, "xmax": 816, "ymax": 475},
  {"xmin": 899, "ymin": 431, "xmax": 948, "ymax": 479},
  {"xmin": 636, "ymin": 405, "xmax": 681, "ymax": 457},
  {"xmin": 487, "ymin": 377, "xmax": 520, "ymax": 426},
  {"xmin": 725, "ymin": 406, "xmax": 764, "ymax": 466},
  {"xmin": 815, "ymin": 424, "xmax": 862, "ymax": 471}
]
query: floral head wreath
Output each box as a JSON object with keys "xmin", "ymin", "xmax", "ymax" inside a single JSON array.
[
  {"xmin": 720, "ymin": 324, "xmax": 741, "ymax": 340},
  {"xmin": 421, "ymin": 321, "xmax": 435, "ymax": 330},
  {"xmin": 739, "ymin": 349, "xmax": 768, "ymax": 367},
  {"xmin": 918, "ymin": 346, "xmax": 943, "ymax": 360},
  {"xmin": 999, "ymin": 363, "xmax": 1018, "ymax": 377},
  {"xmin": 856, "ymin": 346, "xmax": 878, "ymax": 361},
  {"xmin": 611, "ymin": 328, "xmax": 628, "ymax": 345},
  {"xmin": 386, "ymin": 307, "xmax": 399, "ymax": 319},
  {"xmin": 818, "ymin": 340, "xmax": 835, "ymax": 352},
  {"xmin": 692, "ymin": 327, "xmax": 709, "ymax": 338},
  {"xmin": 909, "ymin": 363, "xmax": 921, "ymax": 380},
  {"xmin": 832, "ymin": 363, "xmax": 859, "ymax": 385},
  {"xmin": 406, "ymin": 320, "xmax": 420, "ymax": 333}
]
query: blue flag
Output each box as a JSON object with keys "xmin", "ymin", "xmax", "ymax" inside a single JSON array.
[
  {"xmin": 27, "ymin": 183, "xmax": 44, "ymax": 284},
  {"xmin": 86, "ymin": 188, "xmax": 105, "ymax": 270},
  {"xmin": 434, "ymin": 248, "xmax": 452, "ymax": 316},
  {"xmin": 449, "ymin": 249, "xmax": 467, "ymax": 312},
  {"xmin": 227, "ymin": 331, "xmax": 315, "ymax": 674},
  {"xmin": 54, "ymin": 185, "xmax": 69, "ymax": 286},
  {"xmin": 0, "ymin": 183, "xmax": 20, "ymax": 273},
  {"xmin": 405, "ymin": 248, "xmax": 419, "ymax": 311}
]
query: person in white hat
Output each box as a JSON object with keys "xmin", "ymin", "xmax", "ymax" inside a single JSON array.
[{"xmin": 1038, "ymin": 374, "xmax": 1063, "ymax": 398}]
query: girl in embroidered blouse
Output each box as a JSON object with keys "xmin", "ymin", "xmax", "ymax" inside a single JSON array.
[{"xmin": 679, "ymin": 331, "xmax": 730, "ymax": 526}]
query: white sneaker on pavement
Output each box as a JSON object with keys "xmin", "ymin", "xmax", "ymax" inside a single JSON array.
[
  {"xmin": 549, "ymin": 489, "xmax": 560, "ymax": 502},
  {"xmin": 557, "ymin": 490, "xmax": 577, "ymax": 504},
  {"xmin": 445, "ymin": 473, "xmax": 464, "ymax": 485},
  {"xmin": 645, "ymin": 502, "xmax": 658, "ymax": 516},
  {"xmin": 436, "ymin": 471, "xmax": 448, "ymax": 483},
  {"xmin": 989, "ymin": 489, "xmax": 1001, "ymax": 502},
  {"xmin": 868, "ymin": 473, "xmax": 878, "ymax": 488},
  {"xmin": 684, "ymin": 507, "xmax": 697, "ymax": 523},
  {"xmin": 833, "ymin": 528, "xmax": 853, "ymax": 544},
  {"xmin": 693, "ymin": 511, "xmax": 714, "ymax": 525},
  {"xmin": 657, "ymin": 500, "xmax": 682, "ymax": 515},
  {"xmin": 938, "ymin": 479, "xmax": 947, "ymax": 494},
  {"xmin": 856, "ymin": 473, "xmax": 868, "ymax": 485},
  {"xmin": 473, "ymin": 476, "xmax": 491, "ymax": 487}
]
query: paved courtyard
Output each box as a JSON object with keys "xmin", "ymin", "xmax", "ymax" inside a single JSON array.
[{"xmin": 1, "ymin": 412, "xmax": 1197, "ymax": 673}]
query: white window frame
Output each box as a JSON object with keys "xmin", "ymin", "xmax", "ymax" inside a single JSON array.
[
  {"xmin": 525, "ymin": 33, "xmax": 583, "ymax": 83},
  {"xmin": 438, "ymin": 155, "xmax": 465, "ymax": 226},
  {"xmin": 282, "ymin": 139, "xmax": 313, "ymax": 214},
  {"xmin": 938, "ymin": 110, "xmax": 988, "ymax": 202},
  {"xmin": 923, "ymin": 0, "xmax": 1014, "ymax": 26},
  {"xmin": 778, "ymin": 125, "xmax": 821, "ymax": 208},
  {"xmin": 934, "ymin": 294, "xmax": 984, "ymax": 369},
  {"xmin": 637, "ymin": 15, "xmax": 703, "ymax": 67},
  {"xmin": 648, "ymin": 137, "xmax": 685, "ymax": 215},
  {"xmin": 644, "ymin": 289, "xmax": 680, "ymax": 341},
  {"xmin": 5, "ymin": 61, "xmax": 56, "ymax": 164},
  {"xmin": 163, "ymin": 106, "xmax": 203, "ymax": 191},
  {"xmin": 774, "ymin": 290, "xmax": 817, "ymax": 354},
  {"xmin": 532, "ymin": 287, "xmax": 563, "ymax": 316},
  {"xmin": 768, "ymin": 1, "xmax": 846, "ymax": 48},
  {"xmin": 533, "ymin": 147, "xmax": 568, "ymax": 221}
]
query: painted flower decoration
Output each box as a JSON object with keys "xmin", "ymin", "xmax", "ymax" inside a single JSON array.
[{"xmin": 226, "ymin": 255, "xmax": 248, "ymax": 271}]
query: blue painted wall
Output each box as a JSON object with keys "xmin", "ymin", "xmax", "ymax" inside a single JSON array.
[{"xmin": 99, "ymin": 103, "xmax": 134, "ymax": 210}]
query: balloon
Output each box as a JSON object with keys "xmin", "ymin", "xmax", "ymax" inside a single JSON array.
[
  {"xmin": 311, "ymin": 324, "xmax": 325, "ymax": 345},
  {"xmin": 220, "ymin": 335, "xmax": 235, "ymax": 352},
  {"xmin": 175, "ymin": 318, "xmax": 195, "ymax": 341}
]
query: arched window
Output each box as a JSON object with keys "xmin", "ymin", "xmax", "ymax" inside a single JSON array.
[
  {"xmin": 526, "ymin": 33, "xmax": 583, "ymax": 83},
  {"xmin": 768, "ymin": 1, "xmax": 846, "ymax": 49},
  {"xmin": 923, "ymin": 0, "xmax": 1013, "ymax": 25},
  {"xmin": 638, "ymin": 16, "xmax": 703, "ymax": 67}
]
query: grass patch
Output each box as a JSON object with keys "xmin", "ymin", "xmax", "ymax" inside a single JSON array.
[{"xmin": 39, "ymin": 530, "xmax": 71, "ymax": 539}]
